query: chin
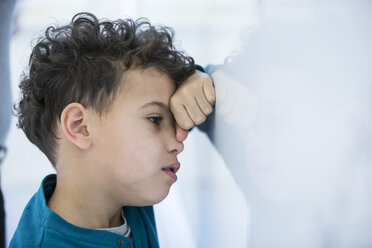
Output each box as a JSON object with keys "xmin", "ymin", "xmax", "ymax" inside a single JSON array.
[
  {"xmin": 138, "ymin": 187, "xmax": 171, "ymax": 206},
  {"xmin": 153, "ymin": 188, "xmax": 171, "ymax": 205}
]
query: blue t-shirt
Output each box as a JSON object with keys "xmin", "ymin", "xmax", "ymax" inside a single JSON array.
[{"xmin": 10, "ymin": 174, "xmax": 159, "ymax": 248}]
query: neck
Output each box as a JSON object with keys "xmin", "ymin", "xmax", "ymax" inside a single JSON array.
[{"xmin": 47, "ymin": 170, "xmax": 123, "ymax": 229}]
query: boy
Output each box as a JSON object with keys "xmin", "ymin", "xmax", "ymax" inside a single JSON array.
[{"xmin": 10, "ymin": 12, "xmax": 214, "ymax": 248}]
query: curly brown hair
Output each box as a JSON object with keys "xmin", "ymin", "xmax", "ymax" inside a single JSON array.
[{"xmin": 15, "ymin": 12, "xmax": 195, "ymax": 166}]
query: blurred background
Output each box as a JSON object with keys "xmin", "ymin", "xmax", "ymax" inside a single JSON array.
[{"xmin": 2, "ymin": 0, "xmax": 372, "ymax": 247}]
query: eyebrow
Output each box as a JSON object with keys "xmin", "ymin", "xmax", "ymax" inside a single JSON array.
[{"xmin": 139, "ymin": 101, "xmax": 171, "ymax": 116}]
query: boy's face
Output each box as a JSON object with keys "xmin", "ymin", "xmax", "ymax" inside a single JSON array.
[{"xmin": 89, "ymin": 67, "xmax": 184, "ymax": 206}]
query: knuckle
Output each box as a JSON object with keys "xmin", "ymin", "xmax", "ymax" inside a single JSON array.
[
  {"xmin": 210, "ymin": 93, "xmax": 216, "ymax": 102},
  {"xmin": 194, "ymin": 115, "xmax": 206, "ymax": 125},
  {"xmin": 202, "ymin": 77, "xmax": 213, "ymax": 86},
  {"xmin": 185, "ymin": 121, "xmax": 194, "ymax": 130},
  {"xmin": 169, "ymin": 103, "xmax": 177, "ymax": 114},
  {"xmin": 180, "ymin": 86, "xmax": 190, "ymax": 95},
  {"xmin": 178, "ymin": 118, "xmax": 193, "ymax": 130},
  {"xmin": 170, "ymin": 95, "xmax": 178, "ymax": 104},
  {"xmin": 204, "ymin": 105, "xmax": 213, "ymax": 114},
  {"xmin": 170, "ymin": 99, "xmax": 182, "ymax": 111},
  {"xmin": 169, "ymin": 98, "xmax": 176, "ymax": 108}
]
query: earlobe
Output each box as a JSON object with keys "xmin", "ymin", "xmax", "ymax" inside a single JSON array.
[{"xmin": 60, "ymin": 103, "xmax": 92, "ymax": 150}]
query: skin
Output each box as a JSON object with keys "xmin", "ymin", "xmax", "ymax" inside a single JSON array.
[
  {"xmin": 171, "ymin": 70, "xmax": 215, "ymax": 132},
  {"xmin": 48, "ymin": 67, "xmax": 192, "ymax": 229}
]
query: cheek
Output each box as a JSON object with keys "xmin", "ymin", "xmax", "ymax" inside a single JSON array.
[{"xmin": 110, "ymin": 130, "xmax": 165, "ymax": 171}]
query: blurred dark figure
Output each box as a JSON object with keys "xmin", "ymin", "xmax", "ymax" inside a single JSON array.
[{"xmin": 0, "ymin": 0, "xmax": 17, "ymax": 247}]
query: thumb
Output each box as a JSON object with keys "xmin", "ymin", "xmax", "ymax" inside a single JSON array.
[{"xmin": 176, "ymin": 124, "xmax": 189, "ymax": 142}]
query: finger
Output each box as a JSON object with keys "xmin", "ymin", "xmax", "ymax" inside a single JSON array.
[
  {"xmin": 176, "ymin": 124, "xmax": 188, "ymax": 142},
  {"xmin": 203, "ymin": 79, "xmax": 216, "ymax": 105},
  {"xmin": 196, "ymin": 98, "xmax": 213, "ymax": 116},
  {"xmin": 195, "ymin": 90, "xmax": 213, "ymax": 116},
  {"xmin": 184, "ymin": 96, "xmax": 207, "ymax": 125},
  {"xmin": 170, "ymin": 98, "xmax": 194, "ymax": 130}
]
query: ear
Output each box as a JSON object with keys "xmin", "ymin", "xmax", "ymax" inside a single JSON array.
[{"xmin": 60, "ymin": 103, "xmax": 92, "ymax": 150}]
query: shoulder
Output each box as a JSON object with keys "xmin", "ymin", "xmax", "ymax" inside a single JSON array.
[
  {"xmin": 9, "ymin": 197, "xmax": 44, "ymax": 247},
  {"xmin": 9, "ymin": 175, "xmax": 55, "ymax": 247}
]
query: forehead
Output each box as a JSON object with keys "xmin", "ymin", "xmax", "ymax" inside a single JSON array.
[{"xmin": 119, "ymin": 67, "xmax": 176, "ymax": 102}]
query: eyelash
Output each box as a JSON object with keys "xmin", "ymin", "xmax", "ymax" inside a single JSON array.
[{"xmin": 148, "ymin": 116, "xmax": 163, "ymax": 126}]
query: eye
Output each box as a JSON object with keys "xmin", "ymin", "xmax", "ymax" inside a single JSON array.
[{"xmin": 148, "ymin": 116, "xmax": 163, "ymax": 126}]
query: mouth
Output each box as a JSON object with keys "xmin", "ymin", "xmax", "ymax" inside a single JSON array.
[{"xmin": 162, "ymin": 162, "xmax": 180, "ymax": 181}]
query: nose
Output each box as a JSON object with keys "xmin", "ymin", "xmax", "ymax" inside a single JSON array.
[{"xmin": 168, "ymin": 124, "xmax": 185, "ymax": 155}]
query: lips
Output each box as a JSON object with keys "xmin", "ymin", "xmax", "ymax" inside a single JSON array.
[{"xmin": 162, "ymin": 162, "xmax": 180, "ymax": 181}]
